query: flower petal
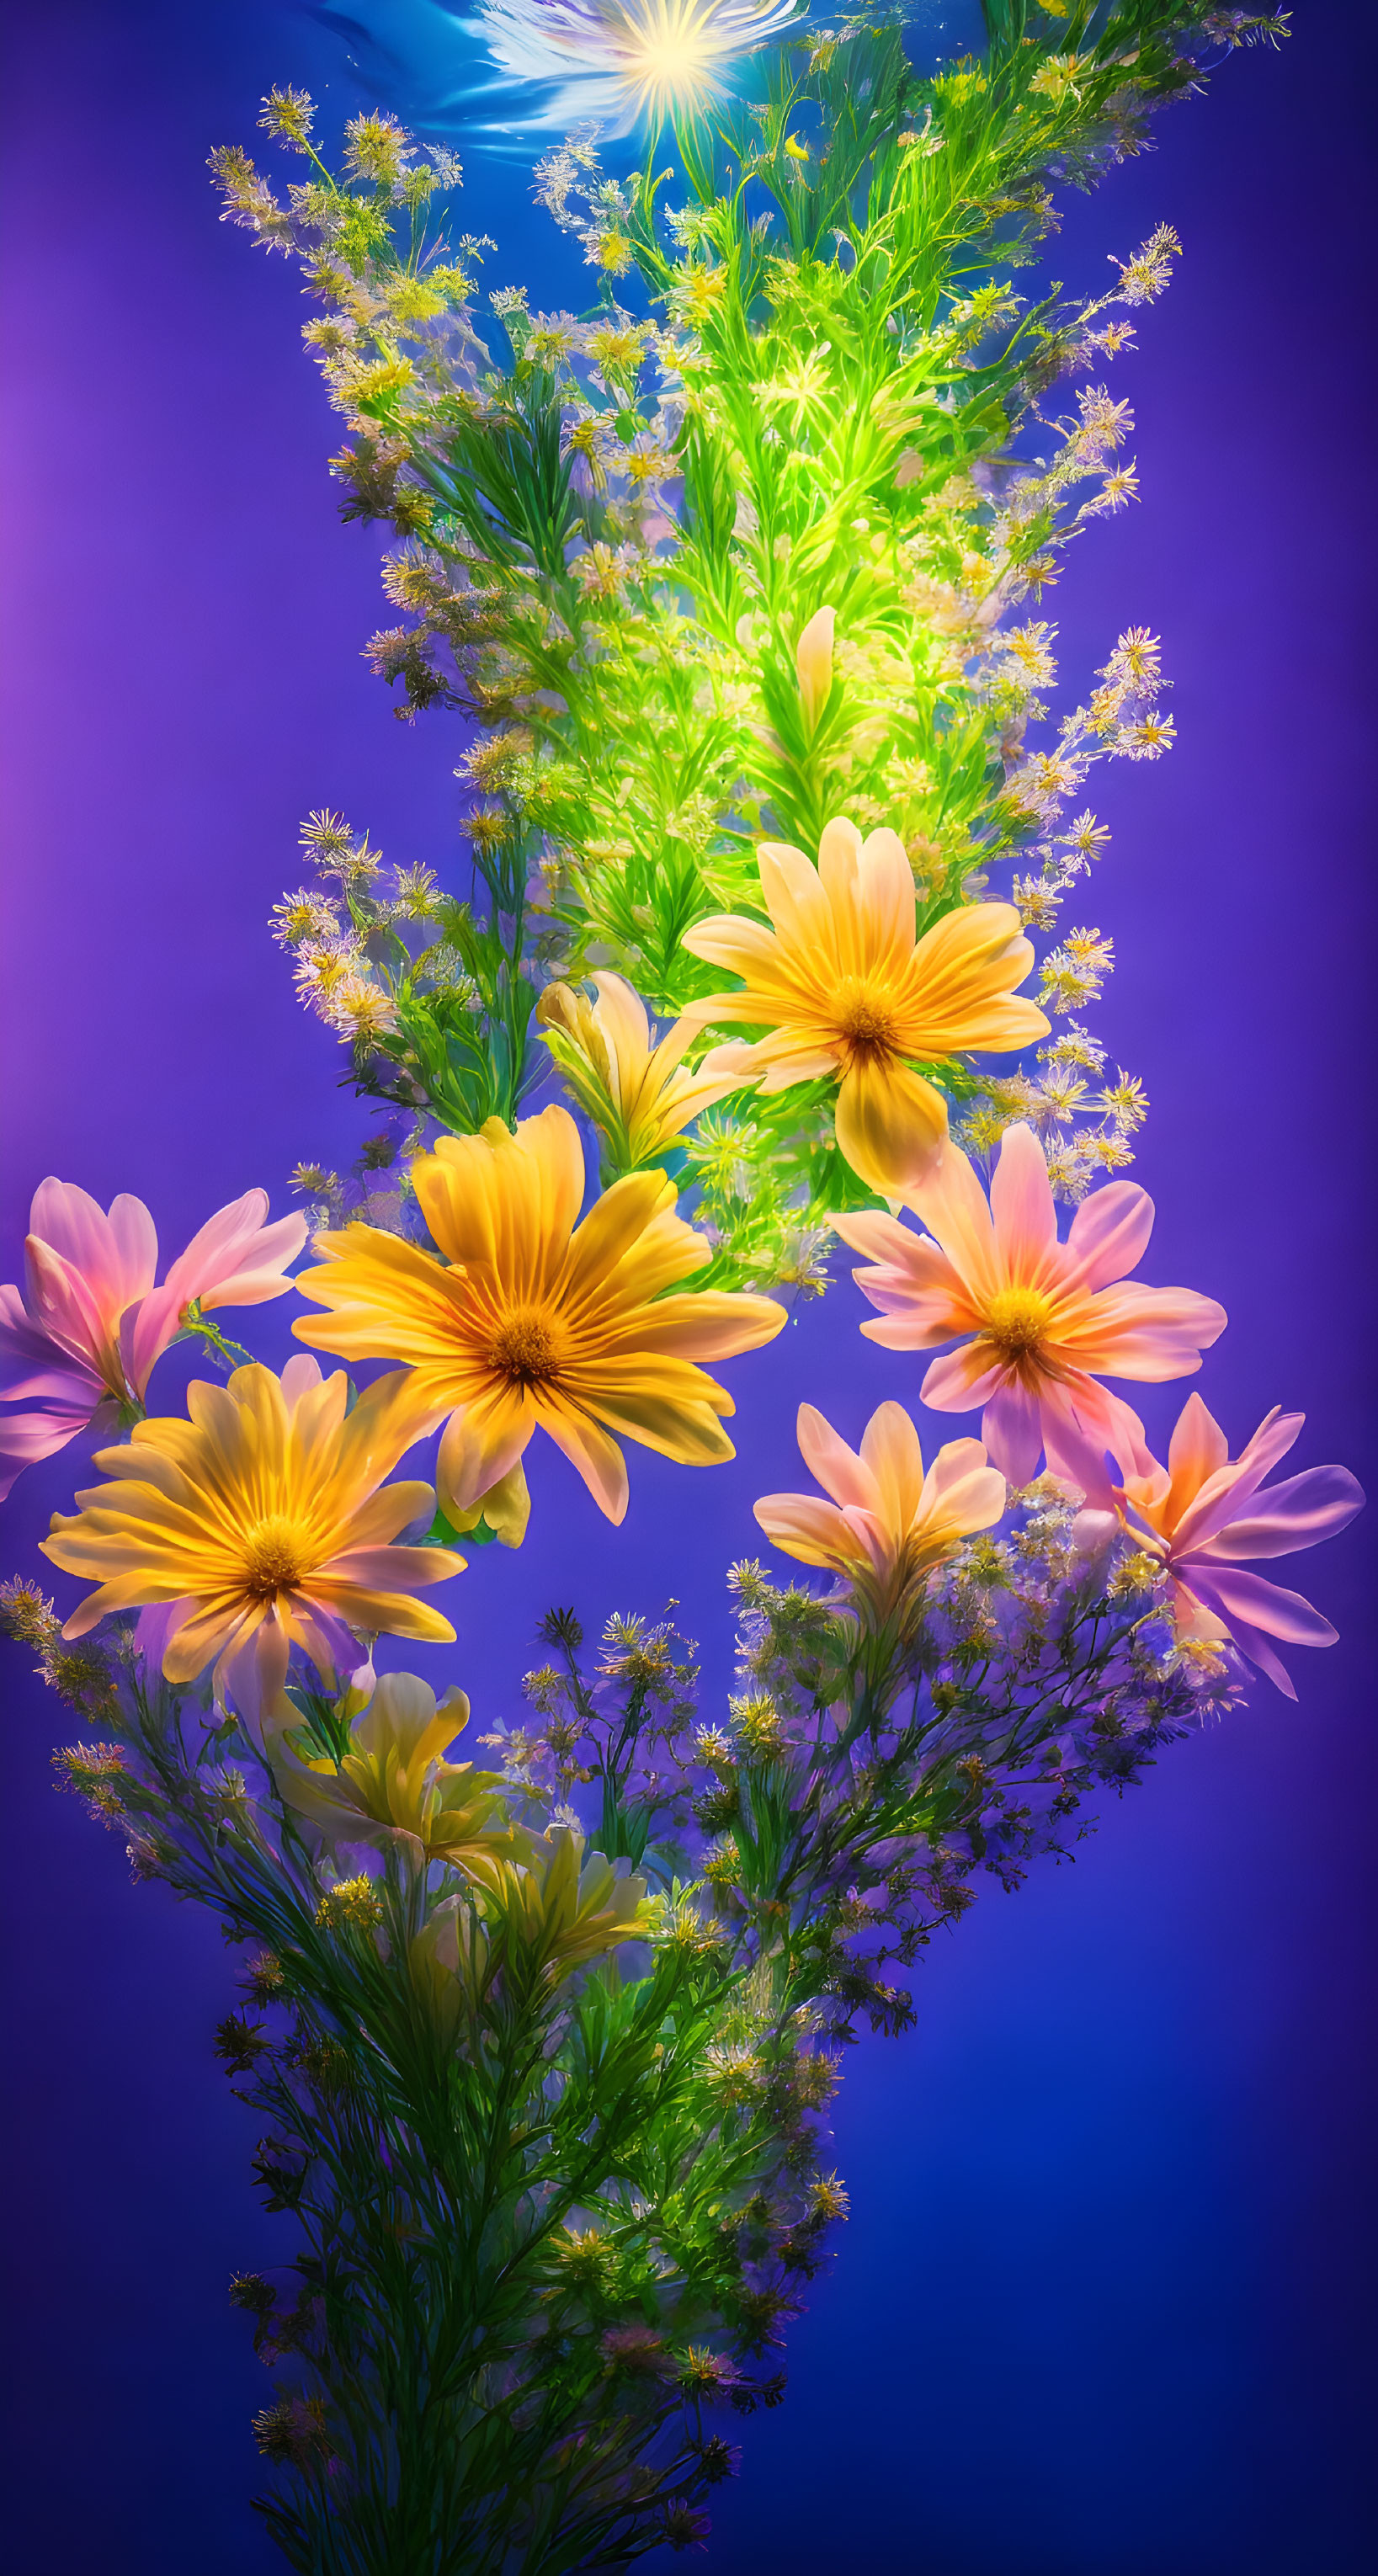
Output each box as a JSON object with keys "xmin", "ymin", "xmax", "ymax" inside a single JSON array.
[
  {"xmin": 797, "ymin": 1403, "xmax": 878, "ymax": 1513},
  {"xmin": 1065, "ymin": 1180, "xmax": 1155, "ymax": 1295},
  {"xmin": 1195, "ymin": 1463, "xmax": 1365, "ymax": 1564},
  {"xmin": 834, "ymin": 1053, "xmax": 949, "ymax": 1196},
  {"xmin": 753, "ymin": 1491, "xmax": 865, "ymax": 1571}
]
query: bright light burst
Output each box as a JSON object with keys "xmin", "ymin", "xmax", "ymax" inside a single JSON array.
[{"xmin": 471, "ymin": 0, "xmax": 807, "ymax": 131}]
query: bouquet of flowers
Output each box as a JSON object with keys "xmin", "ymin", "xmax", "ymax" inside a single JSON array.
[{"xmin": 3, "ymin": 6, "xmax": 1360, "ymax": 2568}]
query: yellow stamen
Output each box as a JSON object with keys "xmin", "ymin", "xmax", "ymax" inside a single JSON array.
[
  {"xmin": 242, "ymin": 1518, "xmax": 310, "ymax": 1601},
  {"xmin": 486, "ymin": 1308, "xmax": 567, "ymax": 1388},
  {"xmin": 982, "ymin": 1285, "xmax": 1056, "ymax": 1364},
  {"xmin": 835, "ymin": 986, "xmax": 899, "ymax": 1063}
]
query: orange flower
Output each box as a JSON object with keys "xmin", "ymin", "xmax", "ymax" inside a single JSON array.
[
  {"xmin": 40, "ymin": 1356, "xmax": 461, "ymax": 1723},
  {"xmin": 292, "ymin": 1105, "xmax": 785, "ymax": 1530},
  {"xmin": 755, "ymin": 1399, "xmax": 1006, "ymax": 1620},
  {"xmin": 682, "ymin": 816, "xmax": 1049, "ymax": 1196}
]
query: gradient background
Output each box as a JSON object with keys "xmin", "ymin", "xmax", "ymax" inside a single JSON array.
[{"xmin": 1, "ymin": 4, "xmax": 1375, "ymax": 2569}]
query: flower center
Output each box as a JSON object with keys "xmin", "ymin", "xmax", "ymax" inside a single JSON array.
[
  {"xmin": 982, "ymin": 1284, "xmax": 1056, "ymax": 1365},
  {"xmin": 242, "ymin": 1517, "xmax": 308, "ymax": 1602},
  {"xmin": 834, "ymin": 983, "xmax": 899, "ymax": 1064},
  {"xmin": 486, "ymin": 1307, "xmax": 567, "ymax": 1388}
]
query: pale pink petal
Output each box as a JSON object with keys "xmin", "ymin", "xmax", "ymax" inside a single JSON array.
[
  {"xmin": 1069, "ymin": 1506, "xmax": 1120, "ymax": 1574},
  {"xmin": 988, "ymin": 1124, "xmax": 1061, "ymax": 1290},
  {"xmin": 178, "ymin": 1216, "xmax": 308, "ymax": 1312},
  {"xmin": 0, "ymin": 1285, "xmax": 104, "ymax": 1408},
  {"xmin": 30, "ymin": 1180, "xmax": 157, "ymax": 1315},
  {"xmin": 838, "ymin": 1225, "xmax": 975, "ymax": 1344},
  {"xmin": 124, "ymin": 1195, "xmax": 310, "ymax": 1396},
  {"xmin": 1032, "ymin": 1410, "xmax": 1120, "ymax": 1509},
  {"xmin": 120, "ymin": 1290, "xmax": 179, "ymax": 1398},
  {"xmin": 1179, "ymin": 1562, "xmax": 1339, "ymax": 1697},
  {"xmin": 980, "ymin": 1381, "xmax": 1045, "ymax": 1485},
  {"xmin": 904, "ymin": 1139, "xmax": 1003, "ymax": 1302},
  {"xmin": 280, "ymin": 1352, "xmax": 326, "ymax": 1407},
  {"xmin": 1064, "ymin": 1180, "xmax": 1155, "ymax": 1293},
  {"xmin": 796, "ymin": 1404, "xmax": 878, "ymax": 1514},
  {"xmin": 214, "ymin": 1615, "xmax": 292, "ymax": 1735},
  {"xmin": 0, "ymin": 1406, "xmax": 92, "ymax": 1498},
  {"xmin": 134, "ymin": 1597, "xmax": 200, "ymax": 1678},
  {"xmin": 753, "ymin": 1492, "xmax": 862, "ymax": 1570},
  {"xmin": 1054, "ymin": 1380, "xmax": 1152, "ymax": 1480},
  {"xmin": 1183, "ymin": 1562, "xmax": 1340, "ymax": 1648},
  {"xmin": 1056, "ymin": 1281, "xmax": 1227, "ymax": 1381},
  {"xmin": 1168, "ymin": 1406, "xmax": 1304, "ymax": 1557},
  {"xmin": 24, "ymin": 1238, "xmax": 122, "ymax": 1374},
  {"xmin": 918, "ymin": 1345, "xmax": 1005, "ymax": 1408},
  {"xmin": 838, "ymin": 1503, "xmax": 894, "ymax": 1572},
  {"xmin": 831, "ymin": 1207, "xmax": 920, "ymax": 1268},
  {"xmin": 1194, "ymin": 1463, "xmax": 1365, "ymax": 1564}
]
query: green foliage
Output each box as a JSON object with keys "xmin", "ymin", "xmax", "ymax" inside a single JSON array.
[{"xmin": 223, "ymin": 6, "xmax": 1274, "ymax": 1280}]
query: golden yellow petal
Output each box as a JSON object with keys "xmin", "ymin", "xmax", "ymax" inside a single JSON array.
[
  {"xmin": 535, "ymin": 1399, "xmax": 630, "ymax": 1524},
  {"xmin": 899, "ymin": 901, "xmax": 1051, "ymax": 1054},
  {"xmin": 834, "ymin": 1055, "xmax": 950, "ymax": 1196}
]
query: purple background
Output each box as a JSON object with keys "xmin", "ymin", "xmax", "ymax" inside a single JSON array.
[{"xmin": 2, "ymin": 3, "xmax": 1375, "ymax": 2568}]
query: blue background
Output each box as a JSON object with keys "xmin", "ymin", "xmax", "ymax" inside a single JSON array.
[{"xmin": 1, "ymin": 3, "xmax": 1374, "ymax": 2568}]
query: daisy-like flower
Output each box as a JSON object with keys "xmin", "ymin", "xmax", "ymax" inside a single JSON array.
[
  {"xmin": 0, "ymin": 1181, "xmax": 307, "ymax": 1500},
  {"xmin": 40, "ymin": 1357, "xmax": 462, "ymax": 1725},
  {"xmin": 755, "ymin": 1400, "xmax": 1006, "ymax": 1622},
  {"xmin": 476, "ymin": 0, "xmax": 805, "ymax": 133},
  {"xmin": 411, "ymin": 1829, "xmax": 648, "ymax": 2030},
  {"xmin": 291, "ymin": 1105, "xmax": 785, "ymax": 1530},
  {"xmin": 536, "ymin": 971, "xmax": 752, "ymax": 1174},
  {"xmin": 265, "ymin": 1670, "xmax": 522, "ymax": 1881},
  {"xmin": 833, "ymin": 1122, "xmax": 1226, "ymax": 1488},
  {"xmin": 682, "ymin": 817, "xmax": 1051, "ymax": 1198},
  {"xmin": 1102, "ymin": 1395, "xmax": 1363, "ymax": 1698}
]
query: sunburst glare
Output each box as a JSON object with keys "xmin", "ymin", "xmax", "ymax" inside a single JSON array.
[{"xmin": 472, "ymin": 0, "xmax": 808, "ymax": 130}]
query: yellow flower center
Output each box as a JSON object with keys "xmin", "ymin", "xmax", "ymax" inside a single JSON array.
[
  {"xmin": 242, "ymin": 1517, "xmax": 309, "ymax": 1602},
  {"xmin": 982, "ymin": 1284, "xmax": 1056, "ymax": 1365},
  {"xmin": 834, "ymin": 983, "xmax": 899, "ymax": 1064},
  {"xmin": 486, "ymin": 1307, "xmax": 567, "ymax": 1388}
]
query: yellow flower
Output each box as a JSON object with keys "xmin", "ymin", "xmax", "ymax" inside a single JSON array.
[
  {"xmin": 411, "ymin": 1828, "xmax": 647, "ymax": 2030},
  {"xmin": 682, "ymin": 816, "xmax": 1051, "ymax": 1197},
  {"xmin": 536, "ymin": 970, "xmax": 752, "ymax": 1174},
  {"xmin": 40, "ymin": 1358, "xmax": 462, "ymax": 1724},
  {"xmin": 292, "ymin": 1105, "xmax": 785, "ymax": 1530},
  {"xmin": 265, "ymin": 1670, "xmax": 521, "ymax": 1886}
]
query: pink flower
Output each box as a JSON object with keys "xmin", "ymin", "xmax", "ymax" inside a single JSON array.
[
  {"xmin": 833, "ymin": 1123, "xmax": 1226, "ymax": 1488},
  {"xmin": 1110, "ymin": 1393, "xmax": 1364, "ymax": 1698},
  {"xmin": 754, "ymin": 1401, "xmax": 1006, "ymax": 1608},
  {"xmin": 0, "ymin": 1180, "xmax": 307, "ymax": 1498}
]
